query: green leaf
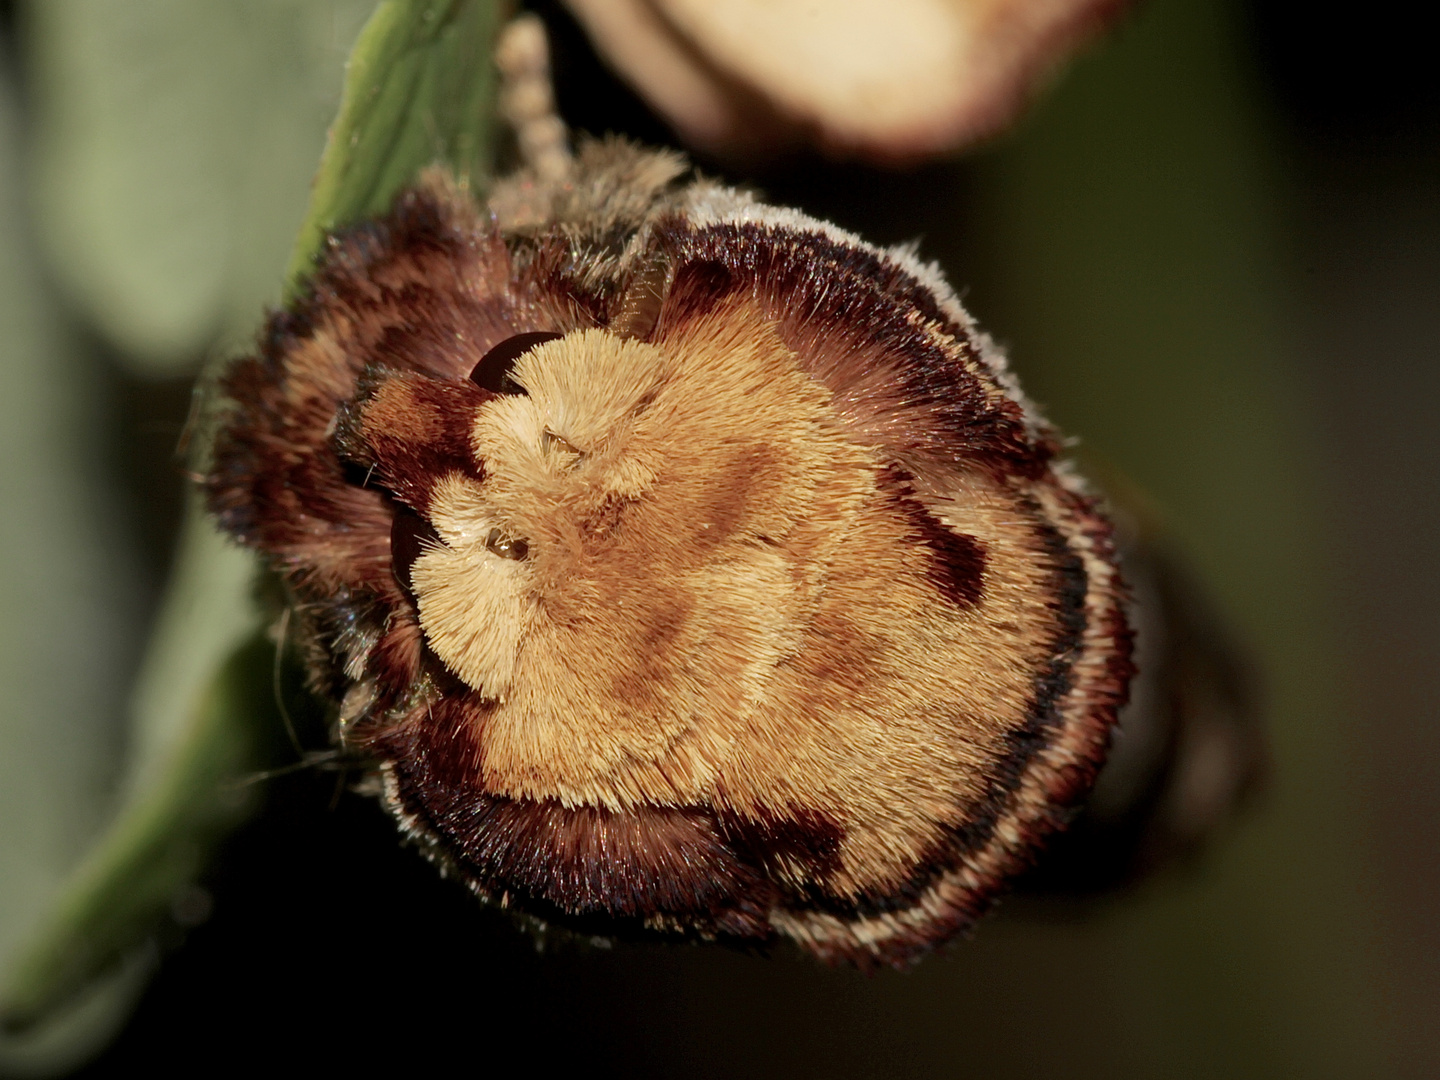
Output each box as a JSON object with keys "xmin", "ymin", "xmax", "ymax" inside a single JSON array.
[{"xmin": 285, "ymin": 0, "xmax": 508, "ymax": 293}]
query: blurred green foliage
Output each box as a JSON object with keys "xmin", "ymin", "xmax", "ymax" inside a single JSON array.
[
  {"xmin": 0, "ymin": 2, "xmax": 504, "ymax": 1071},
  {"xmin": 27, "ymin": 0, "xmax": 377, "ymax": 375}
]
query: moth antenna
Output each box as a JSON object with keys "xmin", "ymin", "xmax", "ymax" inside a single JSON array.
[
  {"xmin": 174, "ymin": 377, "xmax": 206, "ymax": 462},
  {"xmin": 231, "ymin": 749, "xmax": 346, "ymax": 790},
  {"xmin": 496, "ymin": 13, "xmax": 572, "ymax": 182},
  {"xmin": 328, "ymin": 766, "xmax": 351, "ymax": 812}
]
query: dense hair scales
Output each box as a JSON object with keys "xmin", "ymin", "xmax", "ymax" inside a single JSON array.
[{"xmin": 207, "ymin": 140, "xmax": 1133, "ymax": 968}]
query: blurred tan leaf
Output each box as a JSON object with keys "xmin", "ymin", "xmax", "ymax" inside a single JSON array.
[{"xmin": 564, "ymin": 0, "xmax": 1127, "ymax": 163}]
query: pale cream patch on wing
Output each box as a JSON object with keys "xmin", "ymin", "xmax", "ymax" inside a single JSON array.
[{"xmin": 411, "ymin": 470, "xmax": 535, "ymax": 698}]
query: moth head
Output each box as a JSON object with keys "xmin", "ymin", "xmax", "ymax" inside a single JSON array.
[{"xmin": 406, "ymin": 327, "xmax": 678, "ymax": 701}]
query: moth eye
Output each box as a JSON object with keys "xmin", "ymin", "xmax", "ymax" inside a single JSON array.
[
  {"xmin": 469, "ymin": 331, "xmax": 563, "ymax": 394},
  {"xmin": 484, "ymin": 527, "xmax": 530, "ymax": 561},
  {"xmin": 542, "ymin": 430, "xmax": 581, "ymax": 458},
  {"xmin": 391, "ymin": 508, "xmax": 441, "ymax": 594}
]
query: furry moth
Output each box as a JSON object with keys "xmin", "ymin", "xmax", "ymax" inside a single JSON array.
[{"xmin": 205, "ymin": 26, "xmax": 1133, "ymax": 967}]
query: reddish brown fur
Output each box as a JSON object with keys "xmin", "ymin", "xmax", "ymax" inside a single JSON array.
[{"xmin": 336, "ymin": 370, "xmax": 493, "ymax": 512}]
